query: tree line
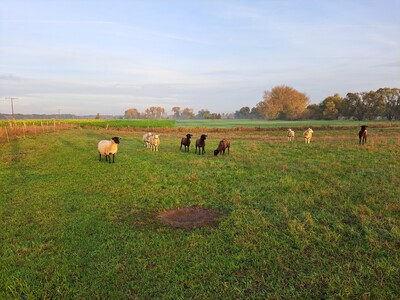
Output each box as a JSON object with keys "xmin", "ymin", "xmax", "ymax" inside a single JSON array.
[
  {"xmin": 125, "ymin": 86, "xmax": 399, "ymax": 121},
  {"xmin": 124, "ymin": 106, "xmax": 230, "ymax": 120},
  {"xmin": 235, "ymin": 86, "xmax": 400, "ymax": 121}
]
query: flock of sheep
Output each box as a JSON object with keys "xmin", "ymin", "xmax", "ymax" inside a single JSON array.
[
  {"xmin": 97, "ymin": 125, "xmax": 368, "ymax": 163},
  {"xmin": 287, "ymin": 128, "xmax": 314, "ymax": 144},
  {"xmin": 287, "ymin": 125, "xmax": 368, "ymax": 145}
]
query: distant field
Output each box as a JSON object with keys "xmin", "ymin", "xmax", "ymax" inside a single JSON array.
[
  {"xmin": 0, "ymin": 127, "xmax": 399, "ymax": 298},
  {"xmin": 0, "ymin": 119, "xmax": 176, "ymax": 128},
  {"xmin": 175, "ymin": 119, "xmax": 400, "ymax": 129},
  {"xmin": 2, "ymin": 119, "xmax": 400, "ymax": 130},
  {"xmin": 65, "ymin": 119, "xmax": 176, "ymax": 128}
]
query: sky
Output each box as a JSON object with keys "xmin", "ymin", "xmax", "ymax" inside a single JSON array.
[{"xmin": 1, "ymin": 0, "xmax": 399, "ymax": 116}]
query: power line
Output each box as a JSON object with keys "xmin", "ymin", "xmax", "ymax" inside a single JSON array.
[{"xmin": 5, "ymin": 97, "xmax": 18, "ymax": 119}]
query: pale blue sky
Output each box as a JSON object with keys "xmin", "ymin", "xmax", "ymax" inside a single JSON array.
[{"xmin": 1, "ymin": 0, "xmax": 399, "ymax": 115}]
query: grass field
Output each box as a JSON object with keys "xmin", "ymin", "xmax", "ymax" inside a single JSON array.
[
  {"xmin": 1, "ymin": 125, "xmax": 399, "ymax": 299},
  {"xmin": 176, "ymin": 119, "xmax": 400, "ymax": 129}
]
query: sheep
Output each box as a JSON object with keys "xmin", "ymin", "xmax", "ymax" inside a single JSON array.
[
  {"xmin": 143, "ymin": 132, "xmax": 152, "ymax": 148},
  {"xmin": 195, "ymin": 134, "xmax": 207, "ymax": 155},
  {"xmin": 98, "ymin": 136, "xmax": 120, "ymax": 163},
  {"xmin": 359, "ymin": 125, "xmax": 368, "ymax": 144},
  {"xmin": 303, "ymin": 128, "xmax": 314, "ymax": 144},
  {"xmin": 149, "ymin": 134, "xmax": 160, "ymax": 151},
  {"xmin": 214, "ymin": 138, "xmax": 230, "ymax": 156},
  {"xmin": 287, "ymin": 129, "xmax": 295, "ymax": 141},
  {"xmin": 180, "ymin": 133, "xmax": 193, "ymax": 152}
]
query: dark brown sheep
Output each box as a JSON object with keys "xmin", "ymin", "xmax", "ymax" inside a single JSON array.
[
  {"xmin": 180, "ymin": 134, "xmax": 193, "ymax": 152},
  {"xmin": 214, "ymin": 138, "xmax": 230, "ymax": 156},
  {"xmin": 195, "ymin": 134, "xmax": 207, "ymax": 155},
  {"xmin": 359, "ymin": 125, "xmax": 368, "ymax": 144}
]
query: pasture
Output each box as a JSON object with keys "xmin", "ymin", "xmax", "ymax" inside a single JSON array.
[{"xmin": 0, "ymin": 124, "xmax": 399, "ymax": 299}]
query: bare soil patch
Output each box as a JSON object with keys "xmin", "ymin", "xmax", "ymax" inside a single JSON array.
[{"xmin": 158, "ymin": 206, "xmax": 224, "ymax": 230}]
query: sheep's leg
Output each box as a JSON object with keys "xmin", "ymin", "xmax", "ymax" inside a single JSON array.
[
  {"xmin": 99, "ymin": 153, "xmax": 102, "ymax": 161},
  {"xmin": 112, "ymin": 154, "xmax": 115, "ymax": 163}
]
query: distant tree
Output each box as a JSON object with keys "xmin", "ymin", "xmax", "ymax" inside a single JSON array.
[
  {"xmin": 234, "ymin": 106, "xmax": 251, "ymax": 119},
  {"xmin": 259, "ymin": 85, "xmax": 309, "ymax": 120},
  {"xmin": 95, "ymin": 113, "xmax": 100, "ymax": 119},
  {"xmin": 171, "ymin": 106, "xmax": 181, "ymax": 119},
  {"xmin": 377, "ymin": 88, "xmax": 400, "ymax": 120},
  {"xmin": 303, "ymin": 104, "xmax": 321, "ymax": 120},
  {"xmin": 362, "ymin": 91, "xmax": 386, "ymax": 120},
  {"xmin": 250, "ymin": 107, "xmax": 261, "ymax": 119},
  {"xmin": 221, "ymin": 112, "xmax": 234, "ymax": 119},
  {"xmin": 255, "ymin": 101, "xmax": 268, "ymax": 119},
  {"xmin": 145, "ymin": 106, "xmax": 165, "ymax": 119},
  {"xmin": 124, "ymin": 108, "xmax": 140, "ymax": 119},
  {"xmin": 207, "ymin": 113, "xmax": 221, "ymax": 119},
  {"xmin": 181, "ymin": 107, "xmax": 195, "ymax": 119},
  {"xmin": 196, "ymin": 109, "xmax": 211, "ymax": 119},
  {"xmin": 322, "ymin": 101, "xmax": 338, "ymax": 120},
  {"xmin": 343, "ymin": 92, "xmax": 365, "ymax": 120},
  {"xmin": 320, "ymin": 94, "xmax": 343, "ymax": 120}
]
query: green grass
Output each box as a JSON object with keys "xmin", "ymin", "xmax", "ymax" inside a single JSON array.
[
  {"xmin": 2, "ymin": 118, "xmax": 400, "ymax": 130},
  {"xmin": 0, "ymin": 128, "xmax": 399, "ymax": 299},
  {"xmin": 0, "ymin": 119, "xmax": 176, "ymax": 129},
  {"xmin": 64, "ymin": 119, "xmax": 176, "ymax": 128}
]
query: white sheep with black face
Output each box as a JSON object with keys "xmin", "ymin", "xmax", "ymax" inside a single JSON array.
[
  {"xmin": 149, "ymin": 134, "xmax": 160, "ymax": 151},
  {"xmin": 98, "ymin": 137, "xmax": 120, "ymax": 163},
  {"xmin": 287, "ymin": 129, "xmax": 295, "ymax": 141},
  {"xmin": 143, "ymin": 132, "xmax": 152, "ymax": 148},
  {"xmin": 303, "ymin": 128, "xmax": 314, "ymax": 144}
]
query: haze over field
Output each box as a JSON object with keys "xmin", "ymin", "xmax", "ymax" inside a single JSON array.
[{"xmin": 1, "ymin": 0, "xmax": 399, "ymax": 115}]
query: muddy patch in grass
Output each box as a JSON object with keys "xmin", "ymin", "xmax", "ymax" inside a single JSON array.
[{"xmin": 158, "ymin": 206, "xmax": 224, "ymax": 230}]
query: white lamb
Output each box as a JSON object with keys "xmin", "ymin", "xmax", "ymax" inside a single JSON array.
[
  {"xmin": 98, "ymin": 137, "xmax": 120, "ymax": 163},
  {"xmin": 303, "ymin": 128, "xmax": 314, "ymax": 144},
  {"xmin": 143, "ymin": 132, "xmax": 152, "ymax": 148},
  {"xmin": 287, "ymin": 129, "xmax": 295, "ymax": 141},
  {"xmin": 149, "ymin": 134, "xmax": 160, "ymax": 151}
]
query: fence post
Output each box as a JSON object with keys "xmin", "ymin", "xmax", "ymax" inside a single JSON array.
[
  {"xmin": 5, "ymin": 126, "xmax": 10, "ymax": 142},
  {"xmin": 23, "ymin": 121, "xmax": 26, "ymax": 138}
]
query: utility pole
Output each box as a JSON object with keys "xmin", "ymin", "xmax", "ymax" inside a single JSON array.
[{"xmin": 5, "ymin": 97, "xmax": 18, "ymax": 119}]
